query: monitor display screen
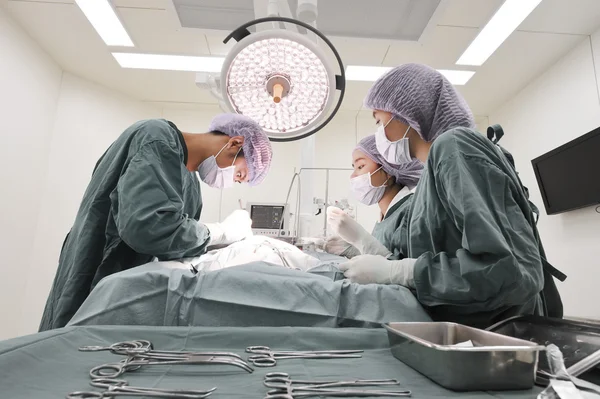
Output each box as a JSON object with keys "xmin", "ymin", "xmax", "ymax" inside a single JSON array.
[
  {"xmin": 250, "ymin": 205, "xmax": 285, "ymax": 229},
  {"xmin": 532, "ymin": 126, "xmax": 600, "ymax": 215}
]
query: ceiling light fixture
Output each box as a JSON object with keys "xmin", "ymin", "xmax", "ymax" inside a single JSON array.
[
  {"xmin": 75, "ymin": 0, "xmax": 134, "ymax": 47},
  {"xmin": 346, "ymin": 65, "xmax": 475, "ymax": 85},
  {"xmin": 219, "ymin": 17, "xmax": 345, "ymax": 142},
  {"xmin": 112, "ymin": 53, "xmax": 223, "ymax": 72},
  {"xmin": 456, "ymin": 0, "xmax": 543, "ymax": 66}
]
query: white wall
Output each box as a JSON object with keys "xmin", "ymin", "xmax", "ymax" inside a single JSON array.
[
  {"xmin": 489, "ymin": 34, "xmax": 600, "ymax": 320},
  {"xmin": 0, "ymin": 6, "xmax": 62, "ymax": 340}
]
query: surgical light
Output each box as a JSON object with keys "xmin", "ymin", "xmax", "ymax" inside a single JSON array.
[
  {"xmin": 75, "ymin": 0, "xmax": 133, "ymax": 47},
  {"xmin": 220, "ymin": 17, "xmax": 345, "ymax": 142},
  {"xmin": 346, "ymin": 66, "xmax": 476, "ymax": 85},
  {"xmin": 456, "ymin": 0, "xmax": 543, "ymax": 66}
]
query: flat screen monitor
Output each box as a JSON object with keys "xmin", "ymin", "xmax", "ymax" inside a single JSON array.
[
  {"xmin": 531, "ymin": 126, "xmax": 600, "ymax": 215},
  {"xmin": 247, "ymin": 203, "xmax": 289, "ymax": 237}
]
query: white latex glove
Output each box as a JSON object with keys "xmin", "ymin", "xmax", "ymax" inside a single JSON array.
[
  {"xmin": 324, "ymin": 236, "xmax": 361, "ymax": 258},
  {"xmin": 326, "ymin": 207, "xmax": 390, "ymax": 257},
  {"xmin": 206, "ymin": 210, "xmax": 253, "ymax": 245},
  {"xmin": 338, "ymin": 254, "xmax": 417, "ymax": 286}
]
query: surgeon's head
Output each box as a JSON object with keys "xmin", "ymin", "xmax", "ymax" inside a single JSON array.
[
  {"xmin": 193, "ymin": 114, "xmax": 273, "ymax": 189},
  {"xmin": 364, "ymin": 63, "xmax": 475, "ymax": 164},
  {"xmin": 350, "ymin": 135, "xmax": 423, "ymax": 206}
]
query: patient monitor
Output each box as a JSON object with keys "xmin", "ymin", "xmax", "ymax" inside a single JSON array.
[{"xmin": 247, "ymin": 203, "xmax": 290, "ymax": 238}]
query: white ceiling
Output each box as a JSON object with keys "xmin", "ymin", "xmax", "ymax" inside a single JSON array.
[{"xmin": 3, "ymin": 0, "xmax": 600, "ymax": 117}]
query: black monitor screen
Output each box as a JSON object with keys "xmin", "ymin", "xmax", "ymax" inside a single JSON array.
[
  {"xmin": 250, "ymin": 205, "xmax": 285, "ymax": 229},
  {"xmin": 532, "ymin": 127, "xmax": 600, "ymax": 214}
]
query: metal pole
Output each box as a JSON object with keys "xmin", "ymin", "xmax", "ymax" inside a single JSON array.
[
  {"xmin": 324, "ymin": 169, "xmax": 329, "ymax": 236},
  {"xmin": 296, "ymin": 167, "xmax": 353, "ymax": 238}
]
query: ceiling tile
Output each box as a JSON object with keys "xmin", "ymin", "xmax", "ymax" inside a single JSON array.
[
  {"xmin": 384, "ymin": 25, "xmax": 478, "ymax": 68},
  {"xmin": 520, "ymin": 0, "xmax": 600, "ymax": 35},
  {"xmin": 113, "ymin": 0, "xmax": 167, "ymax": 8},
  {"xmin": 204, "ymin": 34, "xmax": 236, "ymax": 56},
  {"xmin": 328, "ymin": 36, "xmax": 390, "ymax": 66},
  {"xmin": 118, "ymin": 7, "xmax": 209, "ymax": 54},
  {"xmin": 437, "ymin": 0, "xmax": 502, "ymax": 28},
  {"xmin": 461, "ymin": 30, "xmax": 584, "ymax": 115}
]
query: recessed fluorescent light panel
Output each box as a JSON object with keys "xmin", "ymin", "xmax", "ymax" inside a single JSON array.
[
  {"xmin": 345, "ymin": 66, "xmax": 393, "ymax": 82},
  {"xmin": 75, "ymin": 0, "xmax": 134, "ymax": 47},
  {"xmin": 437, "ymin": 69, "xmax": 476, "ymax": 85},
  {"xmin": 345, "ymin": 66, "xmax": 475, "ymax": 85},
  {"xmin": 112, "ymin": 53, "xmax": 225, "ymax": 73},
  {"xmin": 457, "ymin": 0, "xmax": 543, "ymax": 66}
]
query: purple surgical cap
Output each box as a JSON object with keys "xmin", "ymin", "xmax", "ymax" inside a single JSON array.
[
  {"xmin": 355, "ymin": 135, "xmax": 423, "ymax": 189},
  {"xmin": 364, "ymin": 63, "xmax": 475, "ymax": 142},
  {"xmin": 209, "ymin": 113, "xmax": 273, "ymax": 186}
]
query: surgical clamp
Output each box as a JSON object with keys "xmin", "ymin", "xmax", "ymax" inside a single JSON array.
[
  {"xmin": 89, "ymin": 353, "xmax": 254, "ymax": 379},
  {"xmin": 66, "ymin": 378, "xmax": 216, "ymax": 399},
  {"xmin": 263, "ymin": 372, "xmax": 412, "ymax": 398},
  {"xmin": 80, "ymin": 340, "xmax": 243, "ymax": 360},
  {"xmin": 246, "ymin": 346, "xmax": 363, "ymax": 367}
]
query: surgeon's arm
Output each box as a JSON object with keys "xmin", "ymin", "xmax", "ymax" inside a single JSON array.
[
  {"xmin": 113, "ymin": 140, "xmax": 210, "ymax": 260},
  {"xmin": 413, "ymin": 154, "xmax": 544, "ymax": 313}
]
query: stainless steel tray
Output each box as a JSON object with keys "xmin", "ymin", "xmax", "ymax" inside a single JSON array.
[
  {"xmin": 487, "ymin": 315, "xmax": 600, "ymax": 386},
  {"xmin": 384, "ymin": 322, "xmax": 545, "ymax": 391}
]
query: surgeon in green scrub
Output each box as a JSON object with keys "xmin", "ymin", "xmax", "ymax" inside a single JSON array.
[
  {"xmin": 40, "ymin": 114, "xmax": 273, "ymax": 331},
  {"xmin": 339, "ymin": 63, "xmax": 564, "ymax": 328},
  {"xmin": 325, "ymin": 135, "xmax": 423, "ymax": 260}
]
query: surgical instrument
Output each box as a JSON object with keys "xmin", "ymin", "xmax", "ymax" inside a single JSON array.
[
  {"xmin": 66, "ymin": 378, "xmax": 216, "ymax": 399},
  {"xmin": 246, "ymin": 346, "xmax": 363, "ymax": 367},
  {"xmin": 264, "ymin": 372, "xmax": 401, "ymax": 389},
  {"xmin": 263, "ymin": 372, "xmax": 411, "ymax": 398},
  {"xmin": 79, "ymin": 340, "xmax": 243, "ymax": 360},
  {"xmin": 89, "ymin": 353, "xmax": 254, "ymax": 379},
  {"xmin": 79, "ymin": 340, "xmax": 153, "ymax": 354}
]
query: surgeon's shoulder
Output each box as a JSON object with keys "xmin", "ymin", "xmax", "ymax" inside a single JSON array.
[
  {"xmin": 428, "ymin": 127, "xmax": 494, "ymax": 168},
  {"xmin": 133, "ymin": 119, "xmax": 181, "ymax": 147}
]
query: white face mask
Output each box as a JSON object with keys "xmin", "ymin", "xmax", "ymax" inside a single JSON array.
[
  {"xmin": 350, "ymin": 166, "xmax": 389, "ymax": 206},
  {"xmin": 197, "ymin": 144, "xmax": 241, "ymax": 189},
  {"xmin": 375, "ymin": 118, "xmax": 412, "ymax": 165}
]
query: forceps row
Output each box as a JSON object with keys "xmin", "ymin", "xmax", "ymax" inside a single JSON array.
[
  {"xmin": 66, "ymin": 378, "xmax": 216, "ymax": 399},
  {"xmin": 81, "ymin": 340, "xmax": 254, "ymax": 378},
  {"xmin": 263, "ymin": 372, "xmax": 412, "ymax": 398},
  {"xmin": 80, "ymin": 341, "xmax": 364, "ymax": 371}
]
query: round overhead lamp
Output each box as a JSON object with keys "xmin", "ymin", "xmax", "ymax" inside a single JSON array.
[{"xmin": 221, "ymin": 17, "xmax": 346, "ymax": 142}]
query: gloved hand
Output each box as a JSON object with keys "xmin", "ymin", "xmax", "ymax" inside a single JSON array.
[
  {"xmin": 338, "ymin": 254, "xmax": 417, "ymax": 286},
  {"xmin": 324, "ymin": 236, "xmax": 361, "ymax": 258},
  {"xmin": 206, "ymin": 210, "xmax": 253, "ymax": 246},
  {"xmin": 326, "ymin": 207, "xmax": 390, "ymax": 257}
]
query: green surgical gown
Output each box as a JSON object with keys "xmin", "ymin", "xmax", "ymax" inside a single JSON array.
[
  {"xmin": 39, "ymin": 119, "xmax": 209, "ymax": 331},
  {"xmin": 372, "ymin": 194, "xmax": 413, "ymax": 260},
  {"xmin": 407, "ymin": 128, "xmax": 548, "ymax": 328}
]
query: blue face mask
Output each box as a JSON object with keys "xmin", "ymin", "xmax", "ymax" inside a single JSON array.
[{"xmin": 375, "ymin": 118, "xmax": 412, "ymax": 165}]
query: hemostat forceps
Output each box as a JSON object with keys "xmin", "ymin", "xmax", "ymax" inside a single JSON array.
[
  {"xmin": 66, "ymin": 378, "xmax": 216, "ymax": 399},
  {"xmin": 263, "ymin": 372, "xmax": 412, "ymax": 398},
  {"xmin": 246, "ymin": 346, "xmax": 363, "ymax": 367},
  {"xmin": 89, "ymin": 353, "xmax": 254, "ymax": 379},
  {"xmin": 79, "ymin": 340, "xmax": 243, "ymax": 360}
]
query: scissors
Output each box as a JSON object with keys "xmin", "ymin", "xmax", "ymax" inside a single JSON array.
[
  {"xmin": 263, "ymin": 372, "xmax": 412, "ymax": 398},
  {"xmin": 90, "ymin": 353, "xmax": 254, "ymax": 379},
  {"xmin": 80, "ymin": 340, "xmax": 243, "ymax": 360},
  {"xmin": 66, "ymin": 378, "xmax": 216, "ymax": 399},
  {"xmin": 246, "ymin": 346, "xmax": 363, "ymax": 367}
]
